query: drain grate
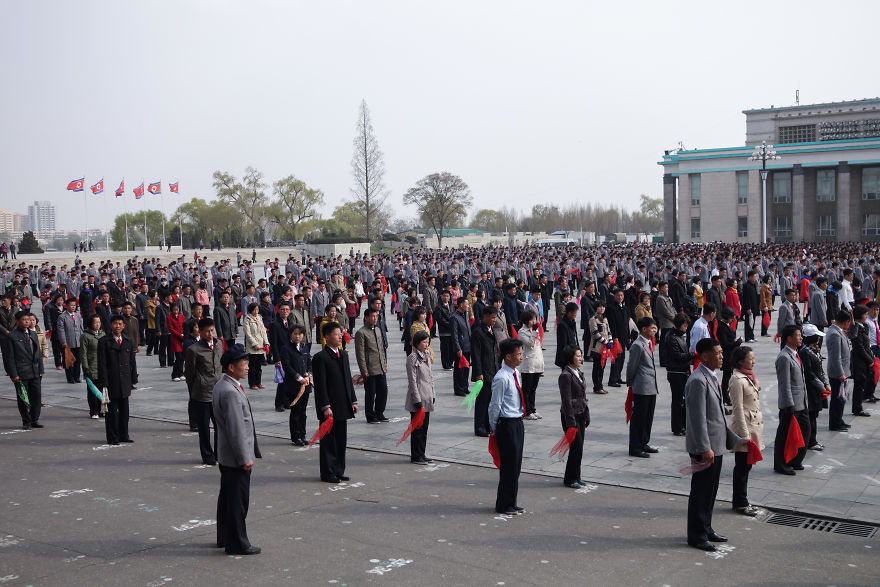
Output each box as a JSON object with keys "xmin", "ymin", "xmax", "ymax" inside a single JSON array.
[{"xmin": 765, "ymin": 513, "xmax": 877, "ymax": 538}]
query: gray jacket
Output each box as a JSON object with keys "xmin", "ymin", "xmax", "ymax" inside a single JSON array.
[
  {"xmin": 775, "ymin": 346, "xmax": 808, "ymax": 411},
  {"xmin": 625, "ymin": 336, "xmax": 657, "ymax": 395},
  {"xmin": 655, "ymin": 294, "xmax": 676, "ymax": 330},
  {"xmin": 405, "ymin": 349, "xmax": 435, "ymax": 412},
  {"xmin": 56, "ymin": 311, "xmax": 85, "ymax": 348},
  {"xmin": 213, "ymin": 374, "xmax": 261, "ymax": 468},
  {"xmin": 685, "ymin": 365, "xmax": 742, "ymax": 455},
  {"xmin": 808, "ymin": 290, "xmax": 827, "ymax": 327},
  {"xmin": 825, "ymin": 324, "xmax": 852, "ymax": 379},
  {"xmin": 184, "ymin": 339, "xmax": 223, "ymax": 402}
]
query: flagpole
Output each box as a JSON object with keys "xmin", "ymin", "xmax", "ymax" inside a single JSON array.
[
  {"xmin": 83, "ymin": 176, "xmax": 88, "ymax": 247},
  {"xmin": 143, "ymin": 180, "xmax": 147, "ymax": 249},
  {"xmin": 178, "ymin": 185, "xmax": 183, "ymax": 249},
  {"xmin": 160, "ymin": 185, "xmax": 166, "ymax": 250},
  {"xmin": 124, "ymin": 189, "xmax": 129, "ymax": 252},
  {"xmin": 104, "ymin": 188, "xmax": 109, "ymax": 250}
]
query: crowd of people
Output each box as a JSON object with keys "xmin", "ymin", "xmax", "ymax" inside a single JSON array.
[{"xmin": 1, "ymin": 239, "xmax": 878, "ymax": 554}]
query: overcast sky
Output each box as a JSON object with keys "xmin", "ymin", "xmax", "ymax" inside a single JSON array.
[{"xmin": 1, "ymin": 0, "xmax": 876, "ymax": 232}]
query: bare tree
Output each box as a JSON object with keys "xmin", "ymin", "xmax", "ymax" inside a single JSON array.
[
  {"xmin": 212, "ymin": 167, "xmax": 267, "ymax": 240},
  {"xmin": 350, "ymin": 100, "xmax": 389, "ymax": 242},
  {"xmin": 403, "ymin": 172, "xmax": 473, "ymax": 248},
  {"xmin": 268, "ymin": 175, "xmax": 324, "ymax": 240}
]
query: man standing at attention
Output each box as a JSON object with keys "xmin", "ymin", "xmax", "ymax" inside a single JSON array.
[
  {"xmin": 213, "ymin": 344, "xmax": 261, "ymax": 555},
  {"xmin": 355, "ymin": 308, "xmax": 389, "ymax": 424},
  {"xmin": 774, "ymin": 324, "xmax": 810, "ymax": 475},
  {"xmin": 312, "ymin": 322, "xmax": 358, "ymax": 483},
  {"xmin": 626, "ymin": 317, "xmax": 659, "ymax": 458},
  {"xmin": 489, "ymin": 338, "xmax": 527, "ymax": 515},
  {"xmin": 98, "ymin": 315, "xmax": 138, "ymax": 445},
  {"xmin": 184, "ymin": 318, "xmax": 223, "ymax": 465},
  {"xmin": 685, "ymin": 338, "xmax": 748, "ymax": 552},
  {"xmin": 471, "ymin": 306, "xmax": 500, "ymax": 437},
  {"xmin": 7, "ymin": 310, "xmax": 44, "ymax": 429}
]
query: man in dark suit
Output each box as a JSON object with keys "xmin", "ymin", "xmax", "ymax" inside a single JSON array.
[
  {"xmin": 774, "ymin": 324, "xmax": 810, "ymax": 475},
  {"xmin": 685, "ymin": 337, "xmax": 748, "ymax": 552},
  {"xmin": 605, "ymin": 289, "xmax": 629, "ymax": 387},
  {"xmin": 279, "ymin": 324, "xmax": 312, "ymax": 446},
  {"xmin": 213, "ymin": 344, "xmax": 261, "ymax": 555},
  {"xmin": 7, "ymin": 310, "xmax": 44, "ymax": 429},
  {"xmin": 270, "ymin": 302, "xmax": 293, "ymax": 412},
  {"xmin": 435, "ymin": 290, "xmax": 454, "ymax": 370},
  {"xmin": 450, "ymin": 298, "xmax": 471, "ymax": 396},
  {"xmin": 471, "ymin": 307, "xmax": 500, "ymax": 437},
  {"xmin": 312, "ymin": 321, "xmax": 358, "ymax": 483},
  {"xmin": 554, "ymin": 302, "xmax": 579, "ymax": 370},
  {"xmin": 214, "ymin": 291, "xmax": 237, "ymax": 351},
  {"xmin": 97, "ymin": 315, "xmax": 138, "ymax": 445},
  {"xmin": 741, "ymin": 271, "xmax": 761, "ymax": 342}
]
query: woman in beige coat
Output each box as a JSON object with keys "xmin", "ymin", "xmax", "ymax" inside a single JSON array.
[
  {"xmin": 244, "ymin": 303, "xmax": 269, "ymax": 389},
  {"xmin": 729, "ymin": 345, "xmax": 764, "ymax": 516},
  {"xmin": 405, "ymin": 331, "xmax": 435, "ymax": 464},
  {"xmin": 518, "ymin": 309, "xmax": 544, "ymax": 420}
]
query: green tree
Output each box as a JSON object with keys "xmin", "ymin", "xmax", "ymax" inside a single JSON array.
[
  {"xmin": 639, "ymin": 194, "xmax": 663, "ymax": 221},
  {"xmin": 212, "ymin": 167, "xmax": 268, "ymax": 241},
  {"xmin": 403, "ymin": 172, "xmax": 473, "ymax": 248},
  {"xmin": 109, "ymin": 211, "xmax": 167, "ymax": 251},
  {"xmin": 18, "ymin": 231, "xmax": 43, "ymax": 254},
  {"xmin": 470, "ymin": 209, "xmax": 503, "ymax": 232},
  {"xmin": 268, "ymin": 176, "xmax": 325, "ymax": 240},
  {"xmin": 350, "ymin": 100, "xmax": 390, "ymax": 242}
]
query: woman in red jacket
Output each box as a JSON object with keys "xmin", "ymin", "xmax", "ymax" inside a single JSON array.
[
  {"xmin": 724, "ymin": 278, "xmax": 741, "ymax": 336},
  {"xmin": 167, "ymin": 303, "xmax": 186, "ymax": 381}
]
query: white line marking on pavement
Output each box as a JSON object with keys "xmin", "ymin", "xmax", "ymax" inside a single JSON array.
[
  {"xmin": 827, "ymin": 458, "xmax": 845, "ymax": 467},
  {"xmin": 861, "ymin": 474, "xmax": 880, "ymax": 486}
]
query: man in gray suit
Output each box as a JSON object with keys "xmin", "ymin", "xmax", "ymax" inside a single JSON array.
[
  {"xmin": 685, "ymin": 337, "xmax": 748, "ymax": 552},
  {"xmin": 774, "ymin": 324, "xmax": 811, "ymax": 475},
  {"xmin": 626, "ymin": 317, "xmax": 659, "ymax": 458},
  {"xmin": 825, "ymin": 310, "xmax": 853, "ymax": 431},
  {"xmin": 776, "ymin": 289, "xmax": 801, "ymax": 348},
  {"xmin": 56, "ymin": 298, "xmax": 84, "ymax": 384},
  {"xmin": 808, "ymin": 277, "xmax": 829, "ymax": 330},
  {"xmin": 213, "ymin": 344, "xmax": 262, "ymax": 555}
]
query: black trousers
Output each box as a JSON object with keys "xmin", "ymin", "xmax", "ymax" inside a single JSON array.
[
  {"xmin": 289, "ymin": 391, "xmax": 309, "ymax": 442},
  {"xmin": 319, "ymin": 417, "xmax": 347, "ymax": 480},
  {"xmin": 64, "ymin": 346, "xmax": 81, "ymax": 383},
  {"xmin": 808, "ymin": 409, "xmax": 819, "ymax": 447},
  {"xmin": 157, "ymin": 334, "xmax": 170, "ymax": 366},
  {"xmin": 453, "ymin": 352, "xmax": 470, "ymax": 395},
  {"xmin": 744, "ymin": 313, "xmax": 755, "ymax": 341},
  {"xmin": 667, "ymin": 372, "xmax": 688, "ymax": 434},
  {"xmin": 145, "ymin": 329, "xmax": 157, "ymax": 355},
  {"xmin": 87, "ymin": 380, "xmax": 101, "ymax": 416},
  {"xmin": 760, "ymin": 310, "xmax": 770, "ymax": 336},
  {"xmin": 410, "ymin": 411, "xmax": 430, "ymax": 461},
  {"xmin": 191, "ymin": 400, "xmax": 216, "ymax": 463},
  {"xmin": 629, "ymin": 394, "xmax": 656, "ymax": 453},
  {"xmin": 15, "ymin": 377, "xmax": 42, "ymax": 426},
  {"xmin": 562, "ymin": 411, "xmax": 589, "ymax": 485},
  {"xmin": 774, "ymin": 409, "xmax": 809, "ymax": 469},
  {"xmin": 105, "ymin": 397, "xmax": 130, "ymax": 443},
  {"xmin": 51, "ymin": 338, "xmax": 64, "ymax": 368},
  {"xmin": 829, "ymin": 379, "xmax": 847, "ymax": 429},
  {"xmin": 171, "ymin": 351, "xmax": 184, "ymax": 379},
  {"xmin": 608, "ymin": 346, "xmax": 625, "ymax": 384},
  {"xmin": 217, "ymin": 465, "xmax": 252, "ymax": 552},
  {"xmin": 852, "ymin": 372, "xmax": 867, "ymax": 414},
  {"xmin": 732, "ymin": 451, "xmax": 752, "ymax": 508},
  {"xmin": 687, "ymin": 454, "xmax": 723, "ymax": 544},
  {"xmin": 495, "ymin": 417, "xmax": 524, "ymax": 513},
  {"xmin": 474, "ymin": 378, "xmax": 492, "ymax": 435},
  {"xmin": 247, "ymin": 354, "xmax": 263, "ymax": 387},
  {"xmin": 364, "ymin": 373, "xmax": 388, "ymax": 422},
  {"xmin": 520, "ymin": 372, "xmax": 541, "ymax": 415},
  {"xmin": 721, "ymin": 369, "xmax": 732, "ymax": 405},
  {"xmin": 439, "ymin": 336, "xmax": 453, "ymax": 369},
  {"xmin": 138, "ymin": 317, "xmax": 147, "ymax": 345},
  {"xmin": 590, "ymin": 352, "xmax": 605, "ymax": 391}
]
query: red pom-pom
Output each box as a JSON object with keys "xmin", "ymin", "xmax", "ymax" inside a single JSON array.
[
  {"xmin": 746, "ymin": 439, "xmax": 763, "ymax": 465},
  {"xmin": 396, "ymin": 407, "xmax": 425, "ymax": 446},
  {"xmin": 625, "ymin": 387, "xmax": 634, "ymax": 423},
  {"xmin": 488, "ymin": 435, "xmax": 500, "ymax": 468},
  {"xmin": 308, "ymin": 415, "xmax": 334, "ymax": 446},
  {"xmin": 549, "ymin": 427, "xmax": 578, "ymax": 459},
  {"xmin": 457, "ymin": 354, "xmax": 470, "ymax": 369},
  {"xmin": 783, "ymin": 414, "xmax": 805, "ymax": 463}
]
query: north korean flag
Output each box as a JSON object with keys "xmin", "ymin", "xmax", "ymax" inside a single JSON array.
[
  {"xmin": 134, "ymin": 182, "xmax": 145, "ymax": 199},
  {"xmin": 90, "ymin": 179, "xmax": 104, "ymax": 195},
  {"xmin": 148, "ymin": 181, "xmax": 161, "ymax": 195},
  {"xmin": 66, "ymin": 178, "xmax": 84, "ymax": 192},
  {"xmin": 169, "ymin": 182, "xmax": 179, "ymax": 193},
  {"xmin": 115, "ymin": 179, "xmax": 125, "ymax": 197}
]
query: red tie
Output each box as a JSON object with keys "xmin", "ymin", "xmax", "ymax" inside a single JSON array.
[
  {"xmin": 117, "ymin": 337, "xmax": 122, "ymax": 346},
  {"xmin": 795, "ymin": 353, "xmax": 802, "ymax": 367},
  {"xmin": 512, "ymin": 371, "xmax": 527, "ymax": 417}
]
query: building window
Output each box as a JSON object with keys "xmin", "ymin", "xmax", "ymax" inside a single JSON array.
[
  {"xmin": 816, "ymin": 215, "xmax": 835, "ymax": 237},
  {"xmin": 737, "ymin": 217, "xmax": 748, "ymax": 238},
  {"xmin": 864, "ymin": 167, "xmax": 880, "ymax": 200},
  {"xmin": 778, "ymin": 124, "xmax": 816, "ymax": 144},
  {"xmin": 737, "ymin": 172, "xmax": 748, "ymax": 204},
  {"xmin": 864, "ymin": 214, "xmax": 880, "ymax": 236},
  {"xmin": 816, "ymin": 169, "xmax": 836, "ymax": 202},
  {"xmin": 774, "ymin": 216, "xmax": 791, "ymax": 237},
  {"xmin": 773, "ymin": 172, "xmax": 791, "ymax": 203},
  {"xmin": 691, "ymin": 218, "xmax": 700, "ymax": 239},
  {"xmin": 690, "ymin": 174, "xmax": 701, "ymax": 207}
]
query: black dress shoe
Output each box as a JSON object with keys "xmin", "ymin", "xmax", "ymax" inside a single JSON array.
[
  {"xmin": 707, "ymin": 532, "xmax": 728, "ymax": 542},
  {"xmin": 853, "ymin": 411, "xmax": 871, "ymax": 417},
  {"xmin": 629, "ymin": 451, "xmax": 650, "ymax": 458},
  {"xmin": 122, "ymin": 438, "xmax": 134, "ymax": 443},
  {"xmin": 322, "ymin": 476, "xmax": 340, "ymax": 483},
  {"xmin": 30, "ymin": 422, "xmax": 44, "ymax": 429},
  {"xmin": 688, "ymin": 541, "xmax": 716, "ymax": 552},
  {"xmin": 21, "ymin": 424, "xmax": 31, "ymax": 430},
  {"xmin": 378, "ymin": 416, "xmax": 390, "ymax": 423},
  {"xmin": 226, "ymin": 545, "xmax": 261, "ymax": 555},
  {"xmin": 498, "ymin": 507, "xmax": 521, "ymax": 515},
  {"xmin": 792, "ymin": 464, "xmax": 804, "ymax": 471},
  {"xmin": 453, "ymin": 392, "xmax": 467, "ymax": 397},
  {"xmin": 109, "ymin": 441, "xmax": 120, "ymax": 446},
  {"xmin": 216, "ymin": 542, "xmax": 225, "ymax": 548},
  {"xmin": 338, "ymin": 475, "xmax": 350, "ymax": 481},
  {"xmin": 475, "ymin": 432, "xmax": 490, "ymax": 437},
  {"xmin": 642, "ymin": 445, "xmax": 659, "ymax": 453},
  {"xmin": 512, "ymin": 506, "xmax": 524, "ymax": 512},
  {"xmin": 608, "ymin": 382, "xmax": 621, "ymax": 388},
  {"xmin": 204, "ymin": 460, "xmax": 217, "ymax": 466},
  {"xmin": 275, "ymin": 407, "xmax": 284, "ymax": 412},
  {"xmin": 673, "ymin": 431, "xmax": 686, "ymax": 436},
  {"xmin": 774, "ymin": 467, "xmax": 795, "ymax": 476}
]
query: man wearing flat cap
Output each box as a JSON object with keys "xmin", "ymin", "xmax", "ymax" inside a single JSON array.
[{"xmin": 213, "ymin": 344, "xmax": 262, "ymax": 555}]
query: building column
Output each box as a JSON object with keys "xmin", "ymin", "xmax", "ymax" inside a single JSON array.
[
  {"xmin": 663, "ymin": 173, "xmax": 677, "ymax": 243},
  {"xmin": 837, "ymin": 162, "xmax": 850, "ymax": 241},
  {"xmin": 791, "ymin": 164, "xmax": 805, "ymax": 241}
]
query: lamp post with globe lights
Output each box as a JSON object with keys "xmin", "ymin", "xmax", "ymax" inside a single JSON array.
[{"xmin": 749, "ymin": 140, "xmax": 780, "ymax": 242}]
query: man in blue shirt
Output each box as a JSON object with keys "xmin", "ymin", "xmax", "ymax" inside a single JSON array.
[{"xmin": 489, "ymin": 338, "xmax": 527, "ymax": 515}]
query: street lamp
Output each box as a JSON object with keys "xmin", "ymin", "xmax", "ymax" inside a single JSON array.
[{"xmin": 749, "ymin": 140, "xmax": 780, "ymax": 242}]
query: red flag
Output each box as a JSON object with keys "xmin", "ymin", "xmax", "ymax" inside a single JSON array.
[
  {"xmin": 488, "ymin": 435, "xmax": 500, "ymax": 468},
  {"xmin": 66, "ymin": 178, "xmax": 84, "ymax": 192},
  {"xmin": 872, "ymin": 357, "xmax": 880, "ymax": 386},
  {"xmin": 115, "ymin": 179, "xmax": 125, "ymax": 197},
  {"xmin": 610, "ymin": 339, "xmax": 622, "ymax": 363},
  {"xmin": 343, "ymin": 331, "xmax": 352, "ymax": 344},
  {"xmin": 600, "ymin": 345, "xmax": 610, "ymax": 368},
  {"xmin": 469, "ymin": 316, "xmax": 475, "ymax": 327},
  {"xmin": 148, "ymin": 181, "xmax": 161, "ymax": 194},
  {"xmin": 536, "ymin": 323, "xmax": 545, "ymax": 344},
  {"xmin": 746, "ymin": 439, "xmax": 763, "ymax": 465},
  {"xmin": 134, "ymin": 182, "xmax": 145, "ymax": 199},
  {"xmin": 625, "ymin": 387, "xmax": 634, "ymax": 423},
  {"xmin": 762, "ymin": 311, "xmax": 771, "ymax": 329},
  {"xmin": 783, "ymin": 415, "xmax": 805, "ymax": 463},
  {"xmin": 428, "ymin": 313, "xmax": 434, "ymax": 329},
  {"xmin": 90, "ymin": 179, "xmax": 104, "ymax": 194},
  {"xmin": 169, "ymin": 182, "xmax": 179, "ymax": 193},
  {"xmin": 396, "ymin": 407, "xmax": 425, "ymax": 446},
  {"xmin": 510, "ymin": 326, "xmax": 518, "ymax": 339},
  {"xmin": 549, "ymin": 427, "xmax": 578, "ymax": 460},
  {"xmin": 693, "ymin": 356, "xmax": 701, "ymax": 370},
  {"xmin": 730, "ymin": 318, "xmax": 738, "ymax": 333},
  {"xmin": 308, "ymin": 415, "xmax": 334, "ymax": 446},
  {"xmin": 457, "ymin": 354, "xmax": 470, "ymax": 369}
]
